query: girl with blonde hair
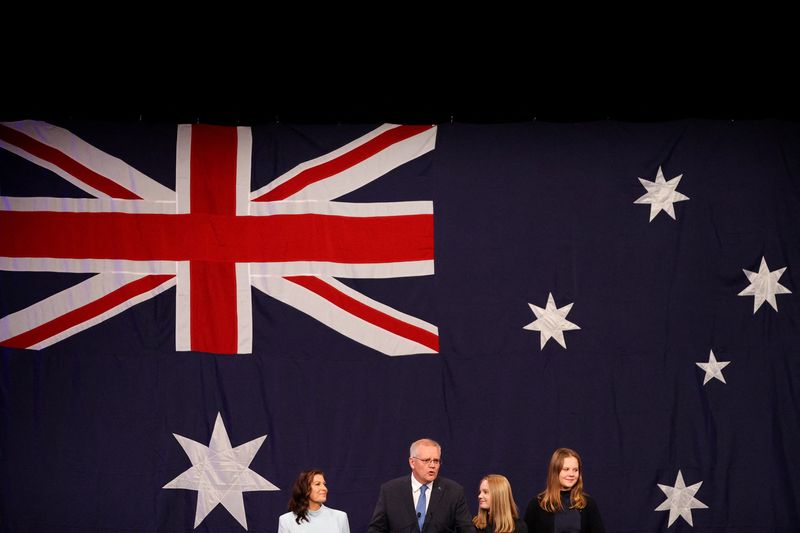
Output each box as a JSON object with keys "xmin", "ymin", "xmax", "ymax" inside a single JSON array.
[{"xmin": 473, "ymin": 474, "xmax": 528, "ymax": 533}]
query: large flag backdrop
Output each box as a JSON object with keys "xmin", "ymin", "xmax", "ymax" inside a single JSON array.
[{"xmin": 1, "ymin": 119, "xmax": 799, "ymax": 532}]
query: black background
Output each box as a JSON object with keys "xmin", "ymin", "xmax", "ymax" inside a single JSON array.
[{"xmin": 2, "ymin": 26, "xmax": 797, "ymax": 125}]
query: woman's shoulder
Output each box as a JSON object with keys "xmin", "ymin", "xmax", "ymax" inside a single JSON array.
[
  {"xmin": 582, "ymin": 493, "xmax": 599, "ymax": 508},
  {"xmin": 323, "ymin": 505, "xmax": 349, "ymax": 526},
  {"xmin": 524, "ymin": 495, "xmax": 545, "ymax": 513},
  {"xmin": 579, "ymin": 493, "xmax": 602, "ymax": 521},
  {"xmin": 278, "ymin": 511, "xmax": 300, "ymax": 530}
]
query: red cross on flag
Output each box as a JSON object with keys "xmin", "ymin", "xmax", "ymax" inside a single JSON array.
[{"xmin": 0, "ymin": 121, "xmax": 438, "ymax": 355}]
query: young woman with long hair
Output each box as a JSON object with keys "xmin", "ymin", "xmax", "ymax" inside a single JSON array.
[
  {"xmin": 473, "ymin": 474, "xmax": 528, "ymax": 533},
  {"xmin": 523, "ymin": 448, "xmax": 604, "ymax": 533}
]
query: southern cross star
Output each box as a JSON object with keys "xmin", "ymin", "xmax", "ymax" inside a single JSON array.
[
  {"xmin": 163, "ymin": 412, "xmax": 279, "ymax": 529},
  {"xmin": 696, "ymin": 350, "xmax": 730, "ymax": 385},
  {"xmin": 634, "ymin": 166, "xmax": 689, "ymax": 221},
  {"xmin": 738, "ymin": 256, "xmax": 791, "ymax": 313},
  {"xmin": 655, "ymin": 470, "xmax": 708, "ymax": 527},
  {"xmin": 524, "ymin": 292, "xmax": 580, "ymax": 349}
]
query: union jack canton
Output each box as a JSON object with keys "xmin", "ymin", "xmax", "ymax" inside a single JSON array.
[{"xmin": 0, "ymin": 121, "xmax": 438, "ymax": 356}]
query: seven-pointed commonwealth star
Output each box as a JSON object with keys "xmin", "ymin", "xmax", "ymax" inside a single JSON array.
[
  {"xmin": 634, "ymin": 166, "xmax": 689, "ymax": 221},
  {"xmin": 738, "ymin": 256, "xmax": 792, "ymax": 313},
  {"xmin": 524, "ymin": 292, "xmax": 580, "ymax": 349},
  {"xmin": 163, "ymin": 413, "xmax": 279, "ymax": 530},
  {"xmin": 655, "ymin": 470, "xmax": 708, "ymax": 527},
  {"xmin": 696, "ymin": 349, "xmax": 730, "ymax": 385}
]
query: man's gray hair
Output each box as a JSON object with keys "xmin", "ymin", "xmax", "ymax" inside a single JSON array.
[{"xmin": 409, "ymin": 438, "xmax": 441, "ymax": 458}]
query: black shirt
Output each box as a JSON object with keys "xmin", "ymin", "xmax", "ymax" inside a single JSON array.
[{"xmin": 553, "ymin": 491, "xmax": 580, "ymax": 533}]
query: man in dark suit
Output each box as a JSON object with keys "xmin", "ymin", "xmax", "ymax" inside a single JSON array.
[{"xmin": 368, "ymin": 438, "xmax": 476, "ymax": 533}]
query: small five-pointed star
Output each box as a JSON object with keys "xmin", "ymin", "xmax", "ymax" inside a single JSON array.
[
  {"xmin": 163, "ymin": 412, "xmax": 279, "ymax": 529},
  {"xmin": 655, "ymin": 470, "xmax": 708, "ymax": 527},
  {"xmin": 696, "ymin": 349, "xmax": 730, "ymax": 385},
  {"xmin": 738, "ymin": 256, "xmax": 791, "ymax": 313},
  {"xmin": 634, "ymin": 166, "xmax": 689, "ymax": 221},
  {"xmin": 523, "ymin": 292, "xmax": 580, "ymax": 349}
]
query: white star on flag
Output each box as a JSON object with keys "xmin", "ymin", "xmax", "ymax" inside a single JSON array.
[
  {"xmin": 738, "ymin": 256, "xmax": 791, "ymax": 313},
  {"xmin": 524, "ymin": 292, "xmax": 580, "ymax": 349},
  {"xmin": 696, "ymin": 350, "xmax": 730, "ymax": 385},
  {"xmin": 163, "ymin": 412, "xmax": 279, "ymax": 530},
  {"xmin": 655, "ymin": 470, "xmax": 708, "ymax": 527},
  {"xmin": 634, "ymin": 166, "xmax": 689, "ymax": 221}
]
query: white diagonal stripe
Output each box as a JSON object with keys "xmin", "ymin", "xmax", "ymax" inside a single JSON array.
[
  {"xmin": 1, "ymin": 120, "xmax": 174, "ymax": 201},
  {"xmin": 252, "ymin": 275, "xmax": 437, "ymax": 356},
  {"xmin": 251, "ymin": 124, "xmax": 436, "ymax": 201},
  {"xmin": 0, "ymin": 272, "xmax": 175, "ymax": 347}
]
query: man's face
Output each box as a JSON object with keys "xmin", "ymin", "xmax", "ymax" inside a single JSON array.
[{"xmin": 409, "ymin": 443, "xmax": 441, "ymax": 484}]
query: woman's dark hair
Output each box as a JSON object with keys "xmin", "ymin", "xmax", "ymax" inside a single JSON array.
[{"xmin": 288, "ymin": 469, "xmax": 324, "ymax": 524}]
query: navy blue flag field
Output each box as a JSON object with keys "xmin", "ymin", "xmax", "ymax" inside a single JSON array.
[{"xmin": 1, "ymin": 120, "xmax": 799, "ymax": 532}]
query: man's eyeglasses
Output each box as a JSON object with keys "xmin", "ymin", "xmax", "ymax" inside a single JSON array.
[{"xmin": 413, "ymin": 457, "xmax": 441, "ymax": 466}]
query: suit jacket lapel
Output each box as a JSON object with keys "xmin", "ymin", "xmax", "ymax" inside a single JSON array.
[{"xmin": 424, "ymin": 479, "xmax": 445, "ymax": 527}]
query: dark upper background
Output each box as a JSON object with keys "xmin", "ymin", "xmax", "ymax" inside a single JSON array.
[{"xmin": 1, "ymin": 26, "xmax": 797, "ymax": 125}]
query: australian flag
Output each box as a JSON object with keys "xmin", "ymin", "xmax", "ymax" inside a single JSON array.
[{"xmin": 1, "ymin": 119, "xmax": 799, "ymax": 531}]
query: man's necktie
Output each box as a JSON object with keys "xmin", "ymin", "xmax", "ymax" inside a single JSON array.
[{"xmin": 416, "ymin": 484, "xmax": 428, "ymax": 531}]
